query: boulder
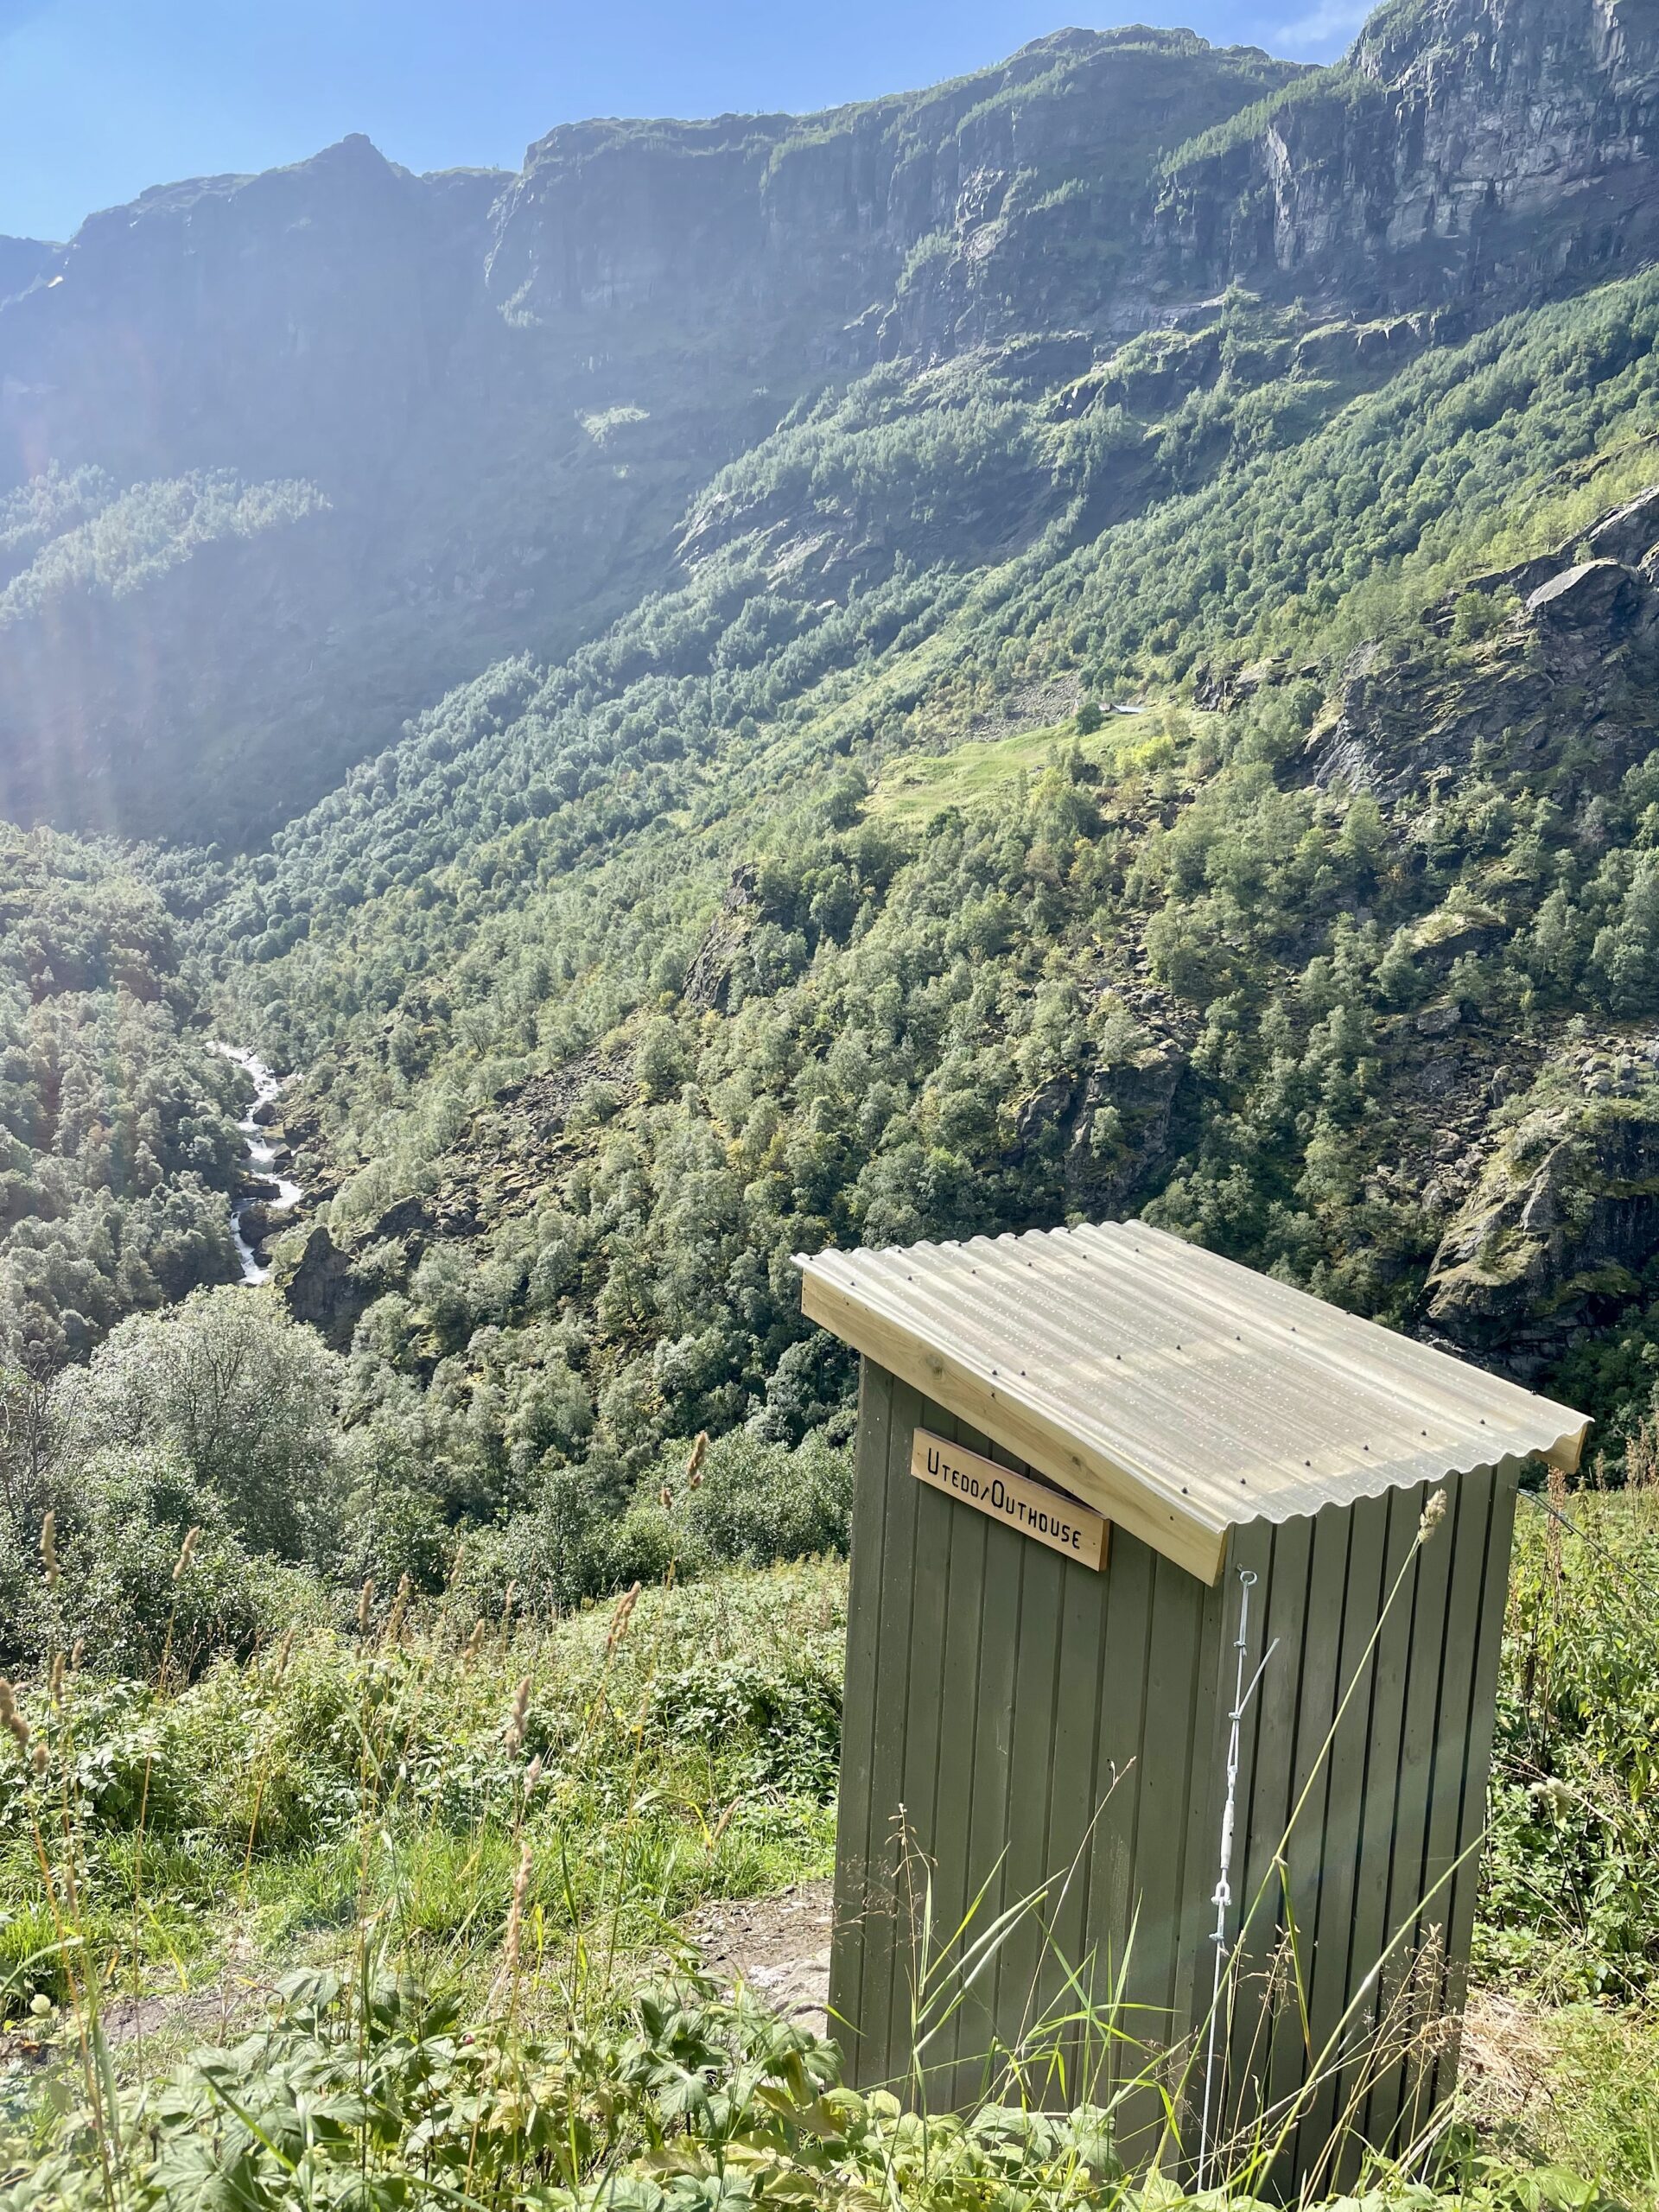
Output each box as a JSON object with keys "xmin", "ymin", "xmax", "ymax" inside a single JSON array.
[
  {"xmin": 1525, "ymin": 558, "xmax": 1646, "ymax": 632},
  {"xmin": 1584, "ymin": 485, "xmax": 1659, "ymax": 567}
]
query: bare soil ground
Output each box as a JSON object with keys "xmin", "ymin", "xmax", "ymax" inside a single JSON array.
[{"xmin": 686, "ymin": 1877, "xmax": 834, "ymax": 2037}]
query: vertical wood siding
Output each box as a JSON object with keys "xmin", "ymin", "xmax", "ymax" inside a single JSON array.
[
  {"xmin": 830, "ymin": 1362, "xmax": 1224, "ymax": 2125},
  {"xmin": 830, "ymin": 1360, "xmax": 1521, "ymax": 2190}
]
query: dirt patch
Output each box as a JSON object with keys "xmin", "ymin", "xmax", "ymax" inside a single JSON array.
[
  {"xmin": 0, "ymin": 1961, "xmax": 275, "ymax": 2077},
  {"xmin": 687, "ymin": 1878, "xmax": 833, "ymax": 2037}
]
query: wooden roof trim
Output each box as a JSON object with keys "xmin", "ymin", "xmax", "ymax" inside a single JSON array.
[{"xmin": 801, "ymin": 1267, "xmax": 1229, "ymax": 1583}]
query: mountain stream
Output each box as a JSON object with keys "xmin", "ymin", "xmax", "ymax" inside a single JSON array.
[{"xmin": 209, "ymin": 1044, "xmax": 303, "ymax": 1284}]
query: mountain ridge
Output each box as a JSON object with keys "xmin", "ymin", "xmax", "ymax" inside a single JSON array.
[{"xmin": 0, "ymin": 26, "xmax": 1306, "ymax": 842}]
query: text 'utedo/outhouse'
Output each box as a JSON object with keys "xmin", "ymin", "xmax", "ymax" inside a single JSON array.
[{"xmin": 796, "ymin": 1219, "xmax": 1587, "ymax": 2186}]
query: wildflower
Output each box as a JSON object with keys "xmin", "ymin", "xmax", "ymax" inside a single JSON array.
[
  {"xmin": 1529, "ymin": 1776, "xmax": 1573, "ymax": 1821},
  {"xmin": 505, "ymin": 1675, "xmax": 531, "ymax": 1755},
  {"xmin": 39, "ymin": 1511, "xmax": 57, "ymax": 1589},
  {"xmin": 173, "ymin": 1527, "xmax": 200, "ymax": 1581},
  {"xmin": 1418, "ymin": 1489, "xmax": 1447, "ymax": 1543}
]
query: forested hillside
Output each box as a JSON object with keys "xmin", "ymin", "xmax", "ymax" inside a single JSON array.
[
  {"xmin": 196, "ymin": 255, "xmax": 1659, "ymax": 1606},
  {"xmin": 0, "ymin": 828, "xmax": 243, "ymax": 1369},
  {"xmin": 6, "ymin": 0, "xmax": 1659, "ymax": 1608}
]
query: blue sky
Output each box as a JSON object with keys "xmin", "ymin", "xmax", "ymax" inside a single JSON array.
[{"xmin": 1, "ymin": 0, "xmax": 1370, "ymax": 244}]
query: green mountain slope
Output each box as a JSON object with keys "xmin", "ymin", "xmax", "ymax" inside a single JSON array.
[
  {"xmin": 0, "ymin": 826, "xmax": 246, "ymax": 1367},
  {"xmin": 6, "ymin": 0, "xmax": 1659, "ymax": 1577},
  {"xmin": 189, "ymin": 265, "xmax": 1659, "ymax": 1548}
]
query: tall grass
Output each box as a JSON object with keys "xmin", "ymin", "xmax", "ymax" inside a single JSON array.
[{"xmin": 0, "ymin": 1476, "xmax": 1654, "ymax": 2210}]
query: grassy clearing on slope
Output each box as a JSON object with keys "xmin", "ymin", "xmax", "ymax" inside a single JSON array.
[{"xmin": 865, "ymin": 706, "xmax": 1207, "ymax": 826}]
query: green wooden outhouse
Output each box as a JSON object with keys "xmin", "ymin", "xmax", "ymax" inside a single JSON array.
[{"xmin": 798, "ymin": 1220, "xmax": 1586, "ymax": 2185}]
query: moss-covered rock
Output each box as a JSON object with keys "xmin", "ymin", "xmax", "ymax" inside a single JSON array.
[{"xmin": 1427, "ymin": 1078, "xmax": 1659, "ymax": 1364}]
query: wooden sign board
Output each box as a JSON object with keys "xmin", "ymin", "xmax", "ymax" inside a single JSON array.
[{"xmin": 910, "ymin": 1428, "xmax": 1108, "ymax": 1570}]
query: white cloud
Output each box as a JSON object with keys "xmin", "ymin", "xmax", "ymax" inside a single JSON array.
[{"xmin": 1271, "ymin": 0, "xmax": 1372, "ymax": 59}]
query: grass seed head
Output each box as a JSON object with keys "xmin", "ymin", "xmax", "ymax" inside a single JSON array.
[
  {"xmin": 1420, "ymin": 1489, "xmax": 1447, "ymax": 1543},
  {"xmin": 686, "ymin": 1430, "xmax": 708, "ymax": 1486},
  {"xmin": 503, "ymin": 1838, "xmax": 533, "ymax": 1980},
  {"xmin": 39, "ymin": 1510, "xmax": 57, "ymax": 1588},
  {"xmin": 173, "ymin": 1525, "xmax": 200, "ymax": 1581},
  {"xmin": 606, "ymin": 1580, "xmax": 642, "ymax": 1654},
  {"xmin": 505, "ymin": 1674, "xmax": 531, "ymax": 1755},
  {"xmin": 0, "ymin": 1681, "xmax": 29, "ymax": 1756}
]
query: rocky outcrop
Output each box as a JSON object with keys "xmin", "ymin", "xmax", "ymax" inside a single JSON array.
[
  {"xmin": 683, "ymin": 866, "xmax": 759, "ymax": 1014},
  {"xmin": 1146, "ymin": 0, "xmax": 1659, "ymax": 317},
  {"xmin": 1426, "ymin": 1064, "xmax": 1659, "ymax": 1370},
  {"xmin": 1585, "ymin": 484, "xmax": 1659, "ymax": 563},
  {"xmin": 1311, "ymin": 482, "xmax": 1659, "ymax": 802},
  {"xmin": 272, "ymin": 1223, "xmax": 375, "ymax": 1349},
  {"xmin": 1014, "ymin": 1035, "xmax": 1189, "ymax": 1217}
]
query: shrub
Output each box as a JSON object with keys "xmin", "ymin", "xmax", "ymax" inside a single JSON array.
[
  {"xmin": 1480, "ymin": 1479, "xmax": 1659, "ymax": 1997},
  {"xmin": 680, "ymin": 1428, "xmax": 854, "ymax": 1567},
  {"xmin": 2, "ymin": 1445, "xmax": 330, "ymax": 1678},
  {"xmin": 56, "ymin": 1287, "xmax": 346, "ymax": 1561}
]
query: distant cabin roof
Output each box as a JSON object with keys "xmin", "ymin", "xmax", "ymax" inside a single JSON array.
[{"xmin": 797, "ymin": 1220, "xmax": 1587, "ymax": 1583}]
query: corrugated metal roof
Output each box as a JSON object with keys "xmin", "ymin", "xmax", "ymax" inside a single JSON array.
[{"xmin": 797, "ymin": 1220, "xmax": 1588, "ymax": 1584}]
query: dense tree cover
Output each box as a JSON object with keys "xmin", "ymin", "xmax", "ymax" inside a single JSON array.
[
  {"xmin": 14, "ymin": 252, "xmax": 1659, "ymax": 1623},
  {"xmin": 0, "ymin": 467, "xmax": 326, "ymax": 625},
  {"xmin": 0, "ymin": 1282, "xmax": 854, "ymax": 1668},
  {"xmin": 0, "ymin": 827, "xmax": 244, "ymax": 1367},
  {"xmin": 134, "ymin": 264, "xmax": 1659, "ymax": 1587}
]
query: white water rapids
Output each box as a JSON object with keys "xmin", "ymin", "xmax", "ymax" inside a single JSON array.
[{"xmin": 209, "ymin": 1043, "xmax": 303, "ymax": 1284}]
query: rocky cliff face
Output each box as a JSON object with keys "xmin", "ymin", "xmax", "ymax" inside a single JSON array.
[
  {"xmin": 1147, "ymin": 0, "xmax": 1659, "ymax": 315},
  {"xmin": 0, "ymin": 237, "xmax": 54, "ymax": 304},
  {"xmin": 0, "ymin": 30, "xmax": 1301, "ymax": 842}
]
